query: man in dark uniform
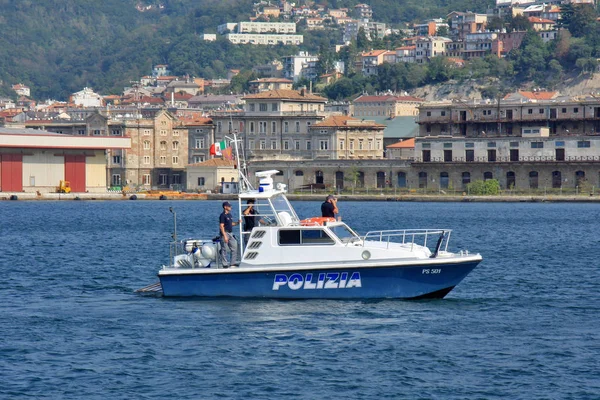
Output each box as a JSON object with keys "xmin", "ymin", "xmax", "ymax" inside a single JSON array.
[
  {"xmin": 321, "ymin": 195, "xmax": 339, "ymax": 218},
  {"xmin": 242, "ymin": 199, "xmax": 259, "ymax": 232},
  {"xmin": 219, "ymin": 201, "xmax": 240, "ymax": 267}
]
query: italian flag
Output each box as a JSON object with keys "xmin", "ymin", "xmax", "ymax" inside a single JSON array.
[{"xmin": 210, "ymin": 140, "xmax": 227, "ymax": 156}]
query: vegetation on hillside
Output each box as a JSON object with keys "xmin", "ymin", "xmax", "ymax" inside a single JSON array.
[
  {"xmin": 0, "ymin": 0, "xmax": 599, "ymax": 101},
  {"xmin": 322, "ymin": 4, "xmax": 600, "ymax": 100}
]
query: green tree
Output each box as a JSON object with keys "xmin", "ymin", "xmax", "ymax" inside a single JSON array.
[
  {"xmin": 486, "ymin": 16, "xmax": 504, "ymax": 32},
  {"xmin": 227, "ymin": 70, "xmax": 258, "ymax": 93},
  {"xmin": 506, "ymin": 14, "xmax": 532, "ymax": 32},
  {"xmin": 564, "ymin": 4, "xmax": 597, "ymax": 37},
  {"xmin": 436, "ymin": 26, "xmax": 449, "ymax": 37},
  {"xmin": 467, "ymin": 179, "xmax": 500, "ymax": 195},
  {"xmin": 426, "ymin": 57, "xmax": 451, "ymax": 84},
  {"xmin": 315, "ymin": 43, "xmax": 335, "ymax": 78},
  {"xmin": 356, "ymin": 27, "xmax": 369, "ymax": 51}
]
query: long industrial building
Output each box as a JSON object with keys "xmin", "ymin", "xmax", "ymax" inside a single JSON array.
[{"xmin": 0, "ymin": 128, "xmax": 130, "ymax": 193}]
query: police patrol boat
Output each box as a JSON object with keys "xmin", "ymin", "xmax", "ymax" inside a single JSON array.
[{"xmin": 141, "ymin": 166, "xmax": 482, "ymax": 299}]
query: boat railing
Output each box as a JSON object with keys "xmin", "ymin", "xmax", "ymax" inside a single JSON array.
[
  {"xmin": 167, "ymin": 239, "xmax": 225, "ymax": 269},
  {"xmin": 361, "ymin": 229, "xmax": 452, "ymax": 254}
]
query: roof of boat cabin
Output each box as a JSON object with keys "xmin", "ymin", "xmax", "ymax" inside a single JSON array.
[{"xmin": 238, "ymin": 189, "xmax": 288, "ymax": 200}]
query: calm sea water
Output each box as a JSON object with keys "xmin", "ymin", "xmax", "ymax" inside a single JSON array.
[{"xmin": 0, "ymin": 200, "xmax": 599, "ymax": 399}]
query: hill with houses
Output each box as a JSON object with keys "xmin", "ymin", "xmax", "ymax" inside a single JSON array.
[{"xmin": 0, "ymin": 0, "xmax": 599, "ymax": 103}]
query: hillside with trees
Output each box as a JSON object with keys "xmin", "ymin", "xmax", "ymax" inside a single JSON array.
[{"xmin": 0, "ymin": 0, "xmax": 599, "ymax": 101}]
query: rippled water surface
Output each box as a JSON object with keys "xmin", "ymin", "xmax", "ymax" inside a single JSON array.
[{"xmin": 1, "ymin": 200, "xmax": 599, "ymax": 399}]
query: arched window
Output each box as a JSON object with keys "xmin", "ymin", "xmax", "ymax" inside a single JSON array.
[
  {"xmin": 440, "ymin": 172, "xmax": 449, "ymax": 189},
  {"xmin": 295, "ymin": 170, "xmax": 304, "ymax": 176},
  {"xmin": 397, "ymin": 172, "xmax": 407, "ymax": 188},
  {"xmin": 335, "ymin": 171, "xmax": 344, "ymax": 190},
  {"xmin": 483, "ymin": 171, "xmax": 493, "ymax": 181},
  {"xmin": 315, "ymin": 170, "xmax": 324, "ymax": 184},
  {"xmin": 462, "ymin": 172, "xmax": 471, "ymax": 189},
  {"xmin": 506, "ymin": 171, "xmax": 516, "ymax": 189},
  {"xmin": 529, "ymin": 171, "xmax": 539, "ymax": 189},
  {"xmin": 357, "ymin": 171, "xmax": 365, "ymax": 188},
  {"xmin": 552, "ymin": 171, "xmax": 562, "ymax": 189},
  {"xmin": 376, "ymin": 171, "xmax": 386, "ymax": 188},
  {"xmin": 575, "ymin": 170, "xmax": 585, "ymax": 187},
  {"xmin": 418, "ymin": 172, "xmax": 428, "ymax": 189}
]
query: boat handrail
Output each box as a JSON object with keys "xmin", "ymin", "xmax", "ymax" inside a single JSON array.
[{"xmin": 361, "ymin": 229, "xmax": 452, "ymax": 252}]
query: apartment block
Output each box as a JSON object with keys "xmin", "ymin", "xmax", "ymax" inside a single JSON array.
[
  {"xmin": 417, "ymin": 92, "xmax": 600, "ymax": 137},
  {"xmin": 210, "ymin": 89, "xmax": 328, "ymax": 161}
]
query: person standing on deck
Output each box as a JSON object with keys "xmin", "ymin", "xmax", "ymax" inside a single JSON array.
[
  {"xmin": 321, "ymin": 195, "xmax": 339, "ymax": 218},
  {"xmin": 219, "ymin": 201, "xmax": 240, "ymax": 267}
]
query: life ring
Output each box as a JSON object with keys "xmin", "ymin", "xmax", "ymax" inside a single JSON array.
[{"xmin": 300, "ymin": 217, "xmax": 336, "ymax": 226}]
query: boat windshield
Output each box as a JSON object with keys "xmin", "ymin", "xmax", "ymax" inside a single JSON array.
[
  {"xmin": 269, "ymin": 194, "xmax": 299, "ymax": 225},
  {"xmin": 328, "ymin": 224, "xmax": 360, "ymax": 243}
]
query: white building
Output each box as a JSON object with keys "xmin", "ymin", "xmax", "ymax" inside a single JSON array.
[
  {"xmin": 12, "ymin": 84, "xmax": 30, "ymax": 97},
  {"xmin": 281, "ymin": 52, "xmax": 319, "ymax": 82},
  {"xmin": 152, "ymin": 64, "xmax": 170, "ymax": 78},
  {"xmin": 238, "ymin": 22, "xmax": 297, "ymax": 34},
  {"xmin": 71, "ymin": 87, "xmax": 103, "ymax": 107},
  {"xmin": 200, "ymin": 34, "xmax": 217, "ymax": 41},
  {"xmin": 225, "ymin": 33, "xmax": 303, "ymax": 45}
]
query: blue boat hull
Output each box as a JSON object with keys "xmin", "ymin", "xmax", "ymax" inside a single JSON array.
[{"xmin": 158, "ymin": 260, "xmax": 480, "ymax": 299}]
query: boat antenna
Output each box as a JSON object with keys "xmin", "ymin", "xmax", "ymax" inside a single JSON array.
[{"xmin": 169, "ymin": 207, "xmax": 177, "ymax": 241}]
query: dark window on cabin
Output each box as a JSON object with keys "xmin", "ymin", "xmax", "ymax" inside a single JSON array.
[
  {"xmin": 279, "ymin": 230, "xmax": 301, "ymax": 245},
  {"xmin": 278, "ymin": 229, "xmax": 335, "ymax": 246}
]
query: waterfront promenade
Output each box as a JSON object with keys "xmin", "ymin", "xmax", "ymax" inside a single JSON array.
[{"xmin": 2, "ymin": 191, "xmax": 600, "ymax": 202}]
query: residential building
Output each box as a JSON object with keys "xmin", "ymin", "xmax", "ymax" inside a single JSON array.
[
  {"xmin": 12, "ymin": 84, "xmax": 30, "ymax": 97},
  {"xmin": 71, "ymin": 88, "xmax": 103, "ymax": 107},
  {"xmin": 353, "ymin": 4, "xmax": 373, "ymax": 20},
  {"xmin": 528, "ymin": 17, "xmax": 556, "ymax": 31},
  {"xmin": 310, "ymin": 115, "xmax": 386, "ymax": 160},
  {"xmin": 200, "ymin": 33, "xmax": 217, "ymax": 41},
  {"xmin": 539, "ymin": 30, "xmax": 558, "ymax": 43},
  {"xmin": 343, "ymin": 20, "xmax": 387, "ymax": 42},
  {"xmin": 306, "ymin": 17, "xmax": 325, "ymax": 29},
  {"xmin": 282, "ymin": 52, "xmax": 319, "ymax": 82},
  {"xmin": 414, "ymin": 19, "xmax": 448, "ymax": 37},
  {"xmin": 252, "ymin": 60, "xmax": 284, "ymax": 78},
  {"xmin": 184, "ymin": 117, "xmax": 214, "ymax": 165},
  {"xmin": 353, "ymin": 94, "xmax": 424, "ymax": 118},
  {"xmin": 328, "ymin": 9, "xmax": 348, "ymax": 19},
  {"xmin": 361, "ymin": 50, "xmax": 394, "ymax": 76},
  {"xmin": 210, "ymin": 89, "xmax": 328, "ymax": 161},
  {"xmin": 237, "ymin": 21, "xmax": 297, "ymax": 34},
  {"xmin": 225, "ymin": 33, "xmax": 303, "ymax": 45},
  {"xmin": 249, "ymin": 78, "xmax": 294, "ymax": 93},
  {"xmin": 415, "ymin": 37, "xmax": 452, "ymax": 63},
  {"xmin": 165, "ymin": 80, "xmax": 200, "ymax": 96},
  {"xmin": 463, "ymin": 32, "xmax": 498, "ymax": 59},
  {"xmin": 262, "ymin": 6, "xmax": 281, "ymax": 18},
  {"xmin": 152, "ymin": 64, "xmax": 170, "ymax": 78},
  {"xmin": 119, "ymin": 109, "xmax": 189, "ymax": 189},
  {"xmin": 396, "ymin": 46, "xmax": 416, "ymax": 63},
  {"xmin": 448, "ymin": 12, "xmax": 488, "ymax": 40},
  {"xmin": 415, "ymin": 91, "xmax": 600, "ymax": 138},
  {"xmin": 0, "ymin": 98, "xmax": 16, "ymax": 110}
]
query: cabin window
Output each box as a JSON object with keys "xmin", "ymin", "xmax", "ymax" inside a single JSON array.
[{"xmin": 278, "ymin": 229, "xmax": 335, "ymax": 246}]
